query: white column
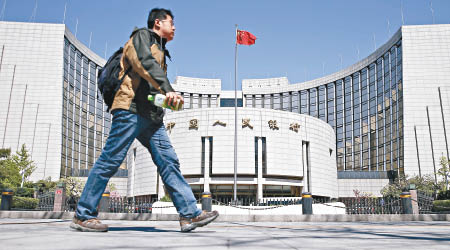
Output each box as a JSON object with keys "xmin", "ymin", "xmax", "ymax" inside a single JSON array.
[
  {"xmin": 204, "ymin": 138, "xmax": 210, "ymax": 192},
  {"xmin": 130, "ymin": 148, "xmax": 136, "ymax": 198},
  {"xmin": 257, "ymin": 138, "xmax": 263, "ymax": 201},
  {"xmin": 302, "ymin": 142, "xmax": 310, "ymax": 193}
]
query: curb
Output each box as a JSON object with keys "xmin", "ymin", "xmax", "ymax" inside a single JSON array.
[{"xmin": 1, "ymin": 211, "xmax": 449, "ymax": 222}]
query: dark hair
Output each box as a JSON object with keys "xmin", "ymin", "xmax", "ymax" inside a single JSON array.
[{"xmin": 147, "ymin": 8, "xmax": 174, "ymax": 29}]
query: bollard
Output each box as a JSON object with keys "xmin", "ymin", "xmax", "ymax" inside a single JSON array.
[
  {"xmin": 98, "ymin": 191, "xmax": 110, "ymax": 213},
  {"xmin": 0, "ymin": 189, "xmax": 14, "ymax": 210},
  {"xmin": 302, "ymin": 192, "xmax": 313, "ymax": 215},
  {"xmin": 400, "ymin": 191, "xmax": 413, "ymax": 214},
  {"xmin": 201, "ymin": 191, "xmax": 212, "ymax": 212}
]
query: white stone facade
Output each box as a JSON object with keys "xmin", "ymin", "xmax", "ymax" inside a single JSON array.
[
  {"xmin": 337, "ymin": 179, "xmax": 390, "ymax": 197},
  {"xmin": 0, "ymin": 21, "xmax": 66, "ymax": 181},
  {"xmin": 401, "ymin": 25, "xmax": 450, "ymax": 179},
  {"xmin": 0, "ymin": 21, "xmax": 128, "ymax": 196}
]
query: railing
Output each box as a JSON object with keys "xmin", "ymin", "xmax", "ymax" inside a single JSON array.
[
  {"xmin": 37, "ymin": 192, "xmax": 55, "ymax": 211},
  {"xmin": 33, "ymin": 191, "xmax": 436, "ymax": 215},
  {"xmin": 64, "ymin": 196, "xmax": 79, "ymax": 212},
  {"xmin": 212, "ymin": 197, "xmax": 302, "ymax": 206},
  {"xmin": 338, "ymin": 197, "xmax": 403, "ymax": 214},
  {"xmin": 109, "ymin": 196, "xmax": 159, "ymax": 213},
  {"xmin": 417, "ymin": 191, "xmax": 434, "ymax": 214},
  {"xmin": 313, "ymin": 196, "xmax": 331, "ymax": 204},
  {"xmin": 212, "ymin": 197, "xmax": 257, "ymax": 206}
]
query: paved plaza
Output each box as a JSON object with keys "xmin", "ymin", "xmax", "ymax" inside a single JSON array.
[{"xmin": 0, "ymin": 218, "xmax": 449, "ymax": 249}]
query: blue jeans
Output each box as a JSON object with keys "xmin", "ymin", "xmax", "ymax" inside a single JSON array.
[{"xmin": 76, "ymin": 109, "xmax": 201, "ymax": 220}]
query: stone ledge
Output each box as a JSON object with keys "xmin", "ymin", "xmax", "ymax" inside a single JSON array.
[{"xmin": 1, "ymin": 211, "xmax": 449, "ymax": 222}]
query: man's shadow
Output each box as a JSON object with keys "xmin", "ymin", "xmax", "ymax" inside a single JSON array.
[
  {"xmin": 109, "ymin": 226, "xmax": 177, "ymax": 232},
  {"xmin": 109, "ymin": 226, "xmax": 216, "ymax": 233}
]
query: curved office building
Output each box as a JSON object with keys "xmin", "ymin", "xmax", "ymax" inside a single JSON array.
[
  {"xmin": 129, "ymin": 24, "xmax": 450, "ymax": 199},
  {"xmin": 241, "ymin": 24, "xmax": 450, "ymax": 197}
]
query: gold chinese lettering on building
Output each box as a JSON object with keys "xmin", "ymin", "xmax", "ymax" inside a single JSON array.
[
  {"xmin": 242, "ymin": 118, "xmax": 253, "ymax": 129},
  {"xmin": 189, "ymin": 119, "xmax": 198, "ymax": 130},
  {"xmin": 212, "ymin": 120, "xmax": 227, "ymax": 127},
  {"xmin": 166, "ymin": 122, "xmax": 175, "ymax": 133},
  {"xmin": 289, "ymin": 123, "xmax": 300, "ymax": 133},
  {"xmin": 268, "ymin": 120, "xmax": 279, "ymax": 130}
]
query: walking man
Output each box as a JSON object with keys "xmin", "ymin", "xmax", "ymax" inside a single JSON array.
[{"xmin": 70, "ymin": 8, "xmax": 219, "ymax": 233}]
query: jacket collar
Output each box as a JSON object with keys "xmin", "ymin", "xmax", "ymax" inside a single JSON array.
[
  {"xmin": 148, "ymin": 29, "xmax": 168, "ymax": 48},
  {"xmin": 130, "ymin": 27, "xmax": 171, "ymax": 60},
  {"xmin": 149, "ymin": 29, "xmax": 171, "ymax": 60}
]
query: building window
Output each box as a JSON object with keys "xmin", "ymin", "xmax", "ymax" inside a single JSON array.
[
  {"xmin": 245, "ymin": 95, "xmax": 253, "ymax": 108},
  {"xmin": 309, "ymin": 88, "xmax": 317, "ymax": 117},
  {"xmin": 263, "ymin": 95, "xmax": 270, "ymax": 108},
  {"xmin": 220, "ymin": 98, "xmax": 243, "ymax": 107},
  {"xmin": 291, "ymin": 92, "xmax": 299, "ymax": 113},
  {"xmin": 183, "ymin": 93, "xmax": 190, "ymax": 109},
  {"xmin": 202, "ymin": 94, "xmax": 209, "ymax": 108},
  {"xmin": 211, "ymin": 95, "xmax": 218, "ymax": 107},
  {"xmin": 318, "ymin": 86, "xmax": 326, "ymax": 122},
  {"xmin": 255, "ymin": 94, "xmax": 263, "ymax": 108},
  {"xmin": 300, "ymin": 90, "xmax": 308, "ymax": 114},
  {"xmin": 282, "ymin": 92, "xmax": 290, "ymax": 111}
]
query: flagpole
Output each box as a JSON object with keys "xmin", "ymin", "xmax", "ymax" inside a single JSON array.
[{"xmin": 233, "ymin": 24, "xmax": 238, "ymax": 204}]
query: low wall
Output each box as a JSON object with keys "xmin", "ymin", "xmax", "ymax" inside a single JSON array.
[{"xmin": 1, "ymin": 211, "xmax": 449, "ymax": 222}]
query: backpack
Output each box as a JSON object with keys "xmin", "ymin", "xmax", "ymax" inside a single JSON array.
[{"xmin": 97, "ymin": 47, "xmax": 130, "ymax": 111}]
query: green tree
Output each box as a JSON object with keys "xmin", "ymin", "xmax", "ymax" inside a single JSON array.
[
  {"xmin": 438, "ymin": 156, "xmax": 450, "ymax": 191},
  {"xmin": 35, "ymin": 177, "xmax": 57, "ymax": 193},
  {"xmin": 380, "ymin": 174, "xmax": 438, "ymax": 197},
  {"xmin": 0, "ymin": 148, "xmax": 21, "ymax": 189},
  {"xmin": 60, "ymin": 177, "xmax": 85, "ymax": 197},
  {"xmin": 108, "ymin": 182, "xmax": 117, "ymax": 192},
  {"xmin": 0, "ymin": 148, "xmax": 11, "ymax": 159},
  {"xmin": 11, "ymin": 144, "xmax": 36, "ymax": 187}
]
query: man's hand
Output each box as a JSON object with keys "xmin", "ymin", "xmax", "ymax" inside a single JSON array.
[{"xmin": 165, "ymin": 92, "xmax": 184, "ymax": 107}]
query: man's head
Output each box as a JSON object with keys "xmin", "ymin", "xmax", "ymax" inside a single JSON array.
[{"xmin": 147, "ymin": 8, "xmax": 175, "ymax": 41}]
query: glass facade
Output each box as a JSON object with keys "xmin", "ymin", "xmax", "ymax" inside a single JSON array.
[
  {"xmin": 61, "ymin": 38, "xmax": 127, "ymax": 178},
  {"xmin": 220, "ymin": 98, "xmax": 243, "ymax": 108},
  {"xmin": 243, "ymin": 41, "xmax": 403, "ymax": 175}
]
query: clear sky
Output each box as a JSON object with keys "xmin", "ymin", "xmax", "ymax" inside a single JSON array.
[{"xmin": 1, "ymin": 0, "xmax": 449, "ymax": 90}]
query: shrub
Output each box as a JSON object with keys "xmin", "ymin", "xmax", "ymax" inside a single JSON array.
[
  {"xmin": 14, "ymin": 187, "xmax": 35, "ymax": 197},
  {"xmin": 437, "ymin": 190, "xmax": 450, "ymax": 200},
  {"xmin": 159, "ymin": 195, "xmax": 172, "ymax": 202},
  {"xmin": 381, "ymin": 174, "xmax": 438, "ymax": 197},
  {"xmin": 60, "ymin": 177, "xmax": 85, "ymax": 197},
  {"xmin": 432, "ymin": 200, "xmax": 450, "ymax": 212},
  {"xmin": 12, "ymin": 196, "xmax": 39, "ymax": 209}
]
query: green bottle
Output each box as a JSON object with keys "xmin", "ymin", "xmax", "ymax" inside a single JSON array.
[{"xmin": 148, "ymin": 94, "xmax": 182, "ymax": 111}]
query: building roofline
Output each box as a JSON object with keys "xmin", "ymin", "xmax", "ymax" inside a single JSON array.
[
  {"xmin": 0, "ymin": 21, "xmax": 106, "ymax": 66},
  {"xmin": 64, "ymin": 26, "xmax": 106, "ymax": 66},
  {"xmin": 242, "ymin": 27, "xmax": 403, "ymax": 93}
]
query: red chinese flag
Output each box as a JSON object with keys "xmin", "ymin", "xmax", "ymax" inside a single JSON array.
[{"xmin": 237, "ymin": 30, "xmax": 256, "ymax": 45}]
